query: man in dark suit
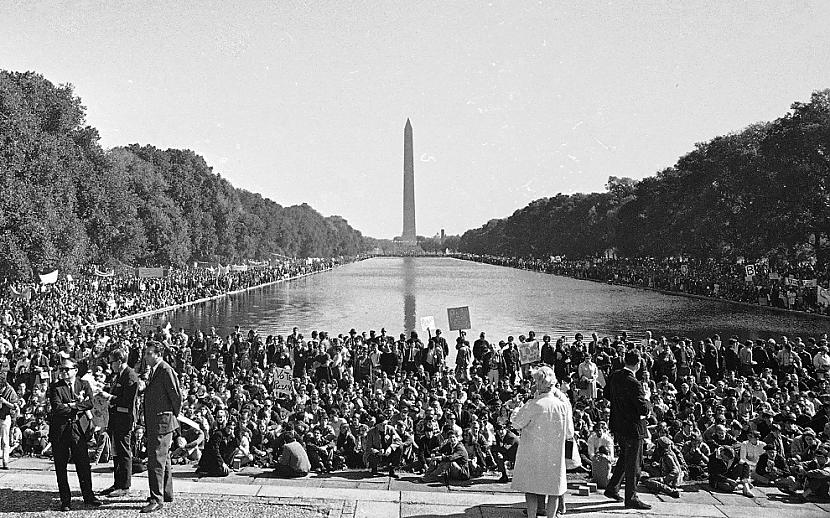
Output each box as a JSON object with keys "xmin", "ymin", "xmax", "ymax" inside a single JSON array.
[
  {"xmin": 604, "ymin": 349, "xmax": 652, "ymax": 510},
  {"xmin": 48, "ymin": 358, "xmax": 103, "ymax": 512},
  {"xmin": 99, "ymin": 348, "xmax": 139, "ymax": 498},
  {"xmin": 141, "ymin": 342, "xmax": 182, "ymax": 514}
]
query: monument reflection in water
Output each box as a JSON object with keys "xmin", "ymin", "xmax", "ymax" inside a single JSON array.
[
  {"xmin": 403, "ymin": 257, "xmax": 417, "ymax": 334},
  {"xmin": 168, "ymin": 257, "xmax": 830, "ymax": 360}
]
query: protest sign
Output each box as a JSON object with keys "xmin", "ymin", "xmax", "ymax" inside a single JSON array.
[
  {"xmin": 420, "ymin": 316, "xmax": 436, "ymax": 332},
  {"xmin": 137, "ymin": 267, "xmax": 165, "ymax": 279},
  {"xmin": 518, "ymin": 340, "xmax": 540, "ymax": 364},
  {"xmin": 274, "ymin": 367, "xmax": 293, "ymax": 396},
  {"xmin": 447, "ymin": 306, "xmax": 471, "ymax": 331},
  {"xmin": 744, "ymin": 264, "xmax": 756, "ymax": 277}
]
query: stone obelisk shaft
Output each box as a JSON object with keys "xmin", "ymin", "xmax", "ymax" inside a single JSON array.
[{"xmin": 401, "ymin": 118, "xmax": 416, "ymax": 242}]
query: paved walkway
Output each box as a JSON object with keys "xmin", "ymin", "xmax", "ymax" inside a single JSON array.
[{"xmin": 2, "ymin": 456, "xmax": 827, "ymax": 517}]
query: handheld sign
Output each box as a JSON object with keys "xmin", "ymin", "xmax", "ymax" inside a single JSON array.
[
  {"xmin": 518, "ymin": 340, "xmax": 541, "ymax": 365},
  {"xmin": 447, "ymin": 306, "xmax": 471, "ymax": 331},
  {"xmin": 274, "ymin": 367, "xmax": 293, "ymax": 397},
  {"xmin": 420, "ymin": 316, "xmax": 436, "ymax": 332}
]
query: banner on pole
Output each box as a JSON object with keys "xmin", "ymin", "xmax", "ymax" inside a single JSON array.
[
  {"xmin": 39, "ymin": 270, "xmax": 59, "ymax": 284},
  {"xmin": 137, "ymin": 267, "xmax": 165, "ymax": 279},
  {"xmin": 447, "ymin": 306, "xmax": 471, "ymax": 331}
]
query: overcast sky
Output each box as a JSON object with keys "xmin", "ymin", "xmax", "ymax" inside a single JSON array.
[{"xmin": 2, "ymin": 1, "xmax": 829, "ymax": 239}]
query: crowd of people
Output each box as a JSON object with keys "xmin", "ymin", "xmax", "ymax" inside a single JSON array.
[
  {"xmin": 3, "ymin": 257, "xmax": 341, "ymax": 331},
  {"xmin": 454, "ymin": 254, "xmax": 830, "ymax": 315},
  {"xmin": 1, "ymin": 268, "xmax": 830, "ymax": 512}
]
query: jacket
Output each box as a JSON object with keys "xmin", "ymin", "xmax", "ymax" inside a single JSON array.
[
  {"xmin": 47, "ymin": 378, "xmax": 94, "ymax": 443},
  {"xmin": 143, "ymin": 360, "xmax": 182, "ymax": 435},
  {"xmin": 605, "ymin": 368, "xmax": 650, "ymax": 438},
  {"xmin": 108, "ymin": 365, "xmax": 140, "ymax": 433}
]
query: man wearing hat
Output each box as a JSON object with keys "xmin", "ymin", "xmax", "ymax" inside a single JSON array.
[{"xmin": 48, "ymin": 358, "xmax": 103, "ymax": 512}]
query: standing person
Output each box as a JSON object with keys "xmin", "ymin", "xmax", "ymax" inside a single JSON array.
[
  {"xmin": 603, "ymin": 350, "xmax": 652, "ymax": 510},
  {"xmin": 0, "ymin": 371, "xmax": 20, "ymax": 470},
  {"xmin": 577, "ymin": 355, "xmax": 599, "ymax": 401},
  {"xmin": 47, "ymin": 358, "xmax": 103, "ymax": 512},
  {"xmin": 510, "ymin": 366, "xmax": 574, "ymax": 518},
  {"xmin": 141, "ymin": 342, "xmax": 182, "ymax": 514},
  {"xmin": 99, "ymin": 348, "xmax": 139, "ymax": 498}
]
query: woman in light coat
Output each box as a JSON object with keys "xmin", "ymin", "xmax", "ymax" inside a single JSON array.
[
  {"xmin": 577, "ymin": 356, "xmax": 599, "ymax": 401},
  {"xmin": 511, "ymin": 366, "xmax": 574, "ymax": 518}
]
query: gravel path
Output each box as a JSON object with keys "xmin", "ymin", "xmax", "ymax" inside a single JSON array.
[{"xmin": 0, "ymin": 488, "xmax": 334, "ymax": 517}]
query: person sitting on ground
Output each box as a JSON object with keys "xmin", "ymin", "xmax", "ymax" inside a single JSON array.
[
  {"xmin": 420, "ymin": 428, "xmax": 470, "ymax": 484},
  {"xmin": 591, "ymin": 445, "xmax": 613, "ymax": 490},
  {"xmin": 131, "ymin": 426, "xmax": 147, "ymax": 474},
  {"xmin": 708, "ymin": 445, "xmax": 754, "ymax": 497},
  {"xmin": 754, "ymin": 442, "xmax": 787, "ymax": 486},
  {"xmin": 643, "ymin": 437, "xmax": 682, "ymax": 498},
  {"xmin": 586, "ymin": 421, "xmax": 614, "ymax": 469},
  {"xmin": 197, "ymin": 408, "xmax": 236, "ymax": 477},
  {"xmin": 335, "ymin": 422, "xmax": 362, "ymax": 469},
  {"xmin": 414, "ymin": 420, "xmax": 442, "ymax": 474},
  {"xmin": 493, "ymin": 422, "xmax": 519, "ymax": 483},
  {"xmin": 170, "ymin": 422, "xmax": 204, "ymax": 465},
  {"xmin": 304, "ymin": 430, "xmax": 333, "ymax": 474},
  {"xmin": 274, "ymin": 430, "xmax": 311, "ymax": 478},
  {"xmin": 363, "ymin": 415, "xmax": 402, "ymax": 478}
]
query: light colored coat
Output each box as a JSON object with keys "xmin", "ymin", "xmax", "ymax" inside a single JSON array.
[{"xmin": 510, "ymin": 389, "xmax": 574, "ymax": 496}]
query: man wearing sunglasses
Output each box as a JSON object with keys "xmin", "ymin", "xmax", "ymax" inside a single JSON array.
[{"xmin": 48, "ymin": 358, "xmax": 103, "ymax": 512}]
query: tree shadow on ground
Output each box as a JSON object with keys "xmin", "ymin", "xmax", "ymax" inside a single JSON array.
[{"xmin": 0, "ymin": 488, "xmax": 62, "ymax": 513}]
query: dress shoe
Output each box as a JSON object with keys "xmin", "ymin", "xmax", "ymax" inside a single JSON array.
[
  {"xmin": 164, "ymin": 496, "xmax": 174, "ymax": 503},
  {"xmin": 84, "ymin": 497, "xmax": 103, "ymax": 507},
  {"xmin": 624, "ymin": 498, "xmax": 652, "ymax": 510},
  {"xmin": 497, "ymin": 474, "xmax": 510, "ymax": 483},
  {"xmin": 59, "ymin": 503, "xmax": 72, "ymax": 512},
  {"xmin": 603, "ymin": 489, "xmax": 623, "ymax": 502},
  {"xmin": 107, "ymin": 488, "xmax": 130, "ymax": 498},
  {"xmin": 141, "ymin": 501, "xmax": 163, "ymax": 514},
  {"xmin": 99, "ymin": 486, "xmax": 117, "ymax": 496}
]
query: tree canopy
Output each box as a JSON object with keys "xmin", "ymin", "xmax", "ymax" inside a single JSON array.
[
  {"xmin": 459, "ymin": 89, "xmax": 830, "ymax": 266},
  {"xmin": 0, "ymin": 71, "xmax": 368, "ymax": 279}
]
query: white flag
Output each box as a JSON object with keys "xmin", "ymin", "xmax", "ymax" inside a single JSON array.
[{"xmin": 39, "ymin": 270, "xmax": 59, "ymax": 284}]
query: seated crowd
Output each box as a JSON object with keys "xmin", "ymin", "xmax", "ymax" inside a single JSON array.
[
  {"xmin": 1, "ymin": 303, "xmax": 829, "ymax": 503},
  {"xmin": 457, "ymin": 254, "xmax": 830, "ymax": 315}
]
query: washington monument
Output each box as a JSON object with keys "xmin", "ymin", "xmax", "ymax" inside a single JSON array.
[{"xmin": 400, "ymin": 118, "xmax": 417, "ymax": 244}]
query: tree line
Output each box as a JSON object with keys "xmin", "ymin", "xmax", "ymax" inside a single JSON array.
[
  {"xmin": 0, "ymin": 71, "xmax": 368, "ymax": 279},
  {"xmin": 459, "ymin": 89, "xmax": 830, "ymax": 267}
]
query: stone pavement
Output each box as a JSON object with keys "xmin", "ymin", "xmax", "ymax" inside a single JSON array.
[{"xmin": 2, "ymin": 456, "xmax": 828, "ymax": 518}]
